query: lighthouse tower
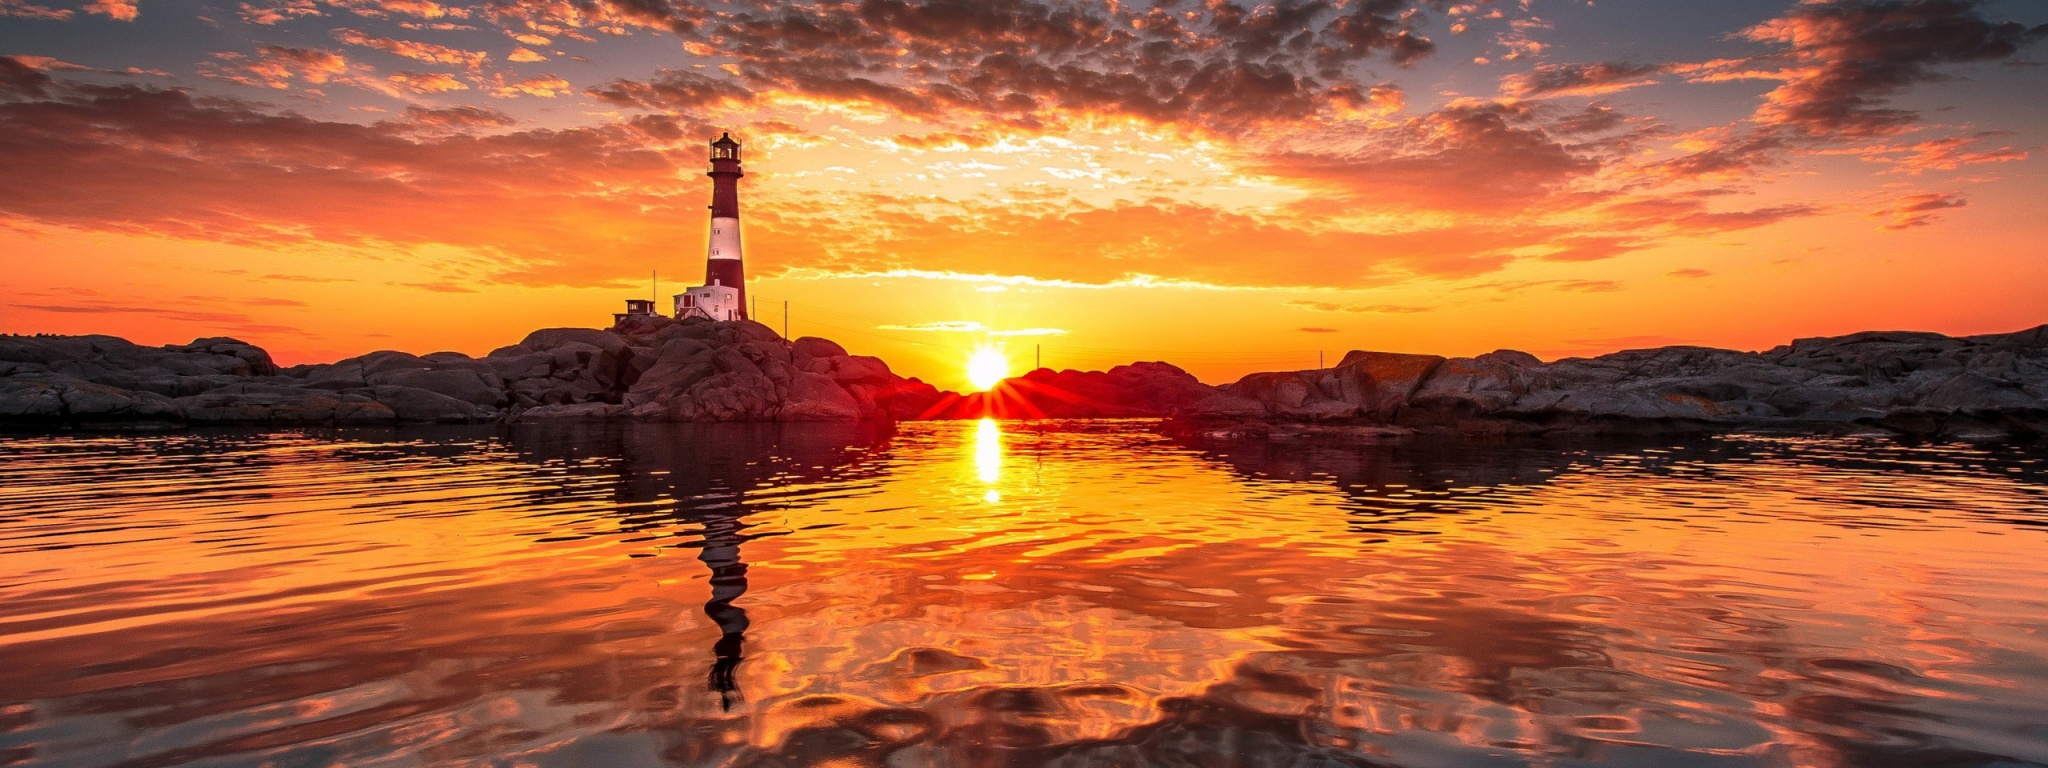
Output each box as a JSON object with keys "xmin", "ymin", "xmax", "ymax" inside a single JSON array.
[
  {"xmin": 705, "ymin": 133, "xmax": 746, "ymax": 316},
  {"xmin": 672, "ymin": 133, "xmax": 749, "ymax": 322}
]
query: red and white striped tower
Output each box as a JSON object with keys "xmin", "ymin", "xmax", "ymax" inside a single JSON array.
[{"xmin": 704, "ymin": 132, "xmax": 747, "ymax": 319}]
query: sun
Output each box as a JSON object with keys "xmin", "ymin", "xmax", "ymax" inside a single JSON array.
[{"xmin": 966, "ymin": 346, "xmax": 1010, "ymax": 391}]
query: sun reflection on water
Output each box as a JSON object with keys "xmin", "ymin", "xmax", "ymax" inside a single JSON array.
[{"xmin": 973, "ymin": 418, "xmax": 1002, "ymax": 499}]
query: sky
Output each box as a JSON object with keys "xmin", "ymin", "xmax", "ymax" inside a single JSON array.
[{"xmin": 2, "ymin": 0, "xmax": 2046, "ymax": 390}]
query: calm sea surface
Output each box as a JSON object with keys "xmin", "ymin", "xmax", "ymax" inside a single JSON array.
[{"xmin": 1, "ymin": 422, "xmax": 2046, "ymax": 768}]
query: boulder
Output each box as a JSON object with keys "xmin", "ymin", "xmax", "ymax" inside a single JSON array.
[
  {"xmin": 805, "ymin": 354, "xmax": 893, "ymax": 385},
  {"xmin": 176, "ymin": 390, "xmax": 394, "ymax": 424},
  {"xmin": 370, "ymin": 368, "xmax": 505, "ymax": 406},
  {"xmin": 778, "ymin": 372, "xmax": 863, "ymax": 421},
  {"xmin": 671, "ymin": 371, "xmax": 779, "ymax": 421},
  {"xmin": 484, "ymin": 352, "xmax": 554, "ymax": 382},
  {"xmin": 791, "ymin": 336, "xmax": 848, "ymax": 359},
  {"xmin": 1328, "ymin": 351, "xmax": 1446, "ymax": 418},
  {"xmin": 521, "ymin": 328, "xmax": 629, "ymax": 355},
  {"xmin": 0, "ymin": 378, "xmax": 64, "ymax": 418},
  {"xmin": 366, "ymin": 385, "xmax": 489, "ymax": 423}
]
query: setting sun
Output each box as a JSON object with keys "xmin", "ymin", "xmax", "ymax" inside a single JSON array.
[{"xmin": 966, "ymin": 346, "xmax": 1011, "ymax": 392}]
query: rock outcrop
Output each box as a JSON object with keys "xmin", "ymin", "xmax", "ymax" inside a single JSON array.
[
  {"xmin": 1183, "ymin": 325, "xmax": 2048, "ymax": 441},
  {"xmin": 0, "ymin": 317, "xmax": 945, "ymax": 427}
]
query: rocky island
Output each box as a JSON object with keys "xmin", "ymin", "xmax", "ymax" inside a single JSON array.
[{"xmin": 3, "ymin": 317, "xmax": 2044, "ymax": 441}]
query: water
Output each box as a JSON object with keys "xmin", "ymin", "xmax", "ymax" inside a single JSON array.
[{"xmin": 2, "ymin": 421, "xmax": 2046, "ymax": 768}]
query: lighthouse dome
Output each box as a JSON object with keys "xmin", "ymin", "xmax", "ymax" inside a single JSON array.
[{"xmin": 710, "ymin": 132, "xmax": 740, "ymax": 161}]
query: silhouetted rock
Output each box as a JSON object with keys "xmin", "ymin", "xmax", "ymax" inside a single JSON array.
[
  {"xmin": 0, "ymin": 317, "xmax": 938, "ymax": 427},
  {"xmin": 1193, "ymin": 324, "xmax": 2048, "ymax": 441},
  {"xmin": 6, "ymin": 322, "xmax": 2043, "ymax": 437}
]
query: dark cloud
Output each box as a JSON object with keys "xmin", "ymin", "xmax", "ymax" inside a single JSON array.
[
  {"xmin": 0, "ymin": 80, "xmax": 699, "ymax": 286},
  {"xmin": 396, "ymin": 104, "xmax": 513, "ymax": 129},
  {"xmin": 1673, "ymin": 204, "xmax": 1821, "ymax": 233},
  {"xmin": 1641, "ymin": 133, "xmax": 1789, "ymax": 182},
  {"xmin": 587, "ymin": 68, "xmax": 753, "ymax": 112},
  {"xmin": 1502, "ymin": 62, "xmax": 1666, "ymax": 98},
  {"xmin": 1298, "ymin": 327, "xmax": 1339, "ymax": 333},
  {"xmin": 0, "ymin": 56, "xmax": 54, "ymax": 98},
  {"xmin": 1742, "ymin": 0, "xmax": 2041, "ymax": 136},
  {"xmin": 585, "ymin": 0, "xmax": 1457, "ymax": 135},
  {"xmin": 0, "ymin": 0, "xmax": 75, "ymax": 19},
  {"xmin": 0, "ymin": 75, "xmax": 1570, "ymax": 290},
  {"xmin": 1549, "ymin": 104, "xmax": 1629, "ymax": 134}
]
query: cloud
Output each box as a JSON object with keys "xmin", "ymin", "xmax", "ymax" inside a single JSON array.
[
  {"xmin": 385, "ymin": 70, "xmax": 467, "ymax": 93},
  {"xmin": 1667, "ymin": 268, "xmax": 1712, "ymax": 278},
  {"xmin": 1872, "ymin": 191, "xmax": 1966, "ymax": 229},
  {"xmin": 395, "ymin": 104, "xmax": 510, "ymax": 129},
  {"xmin": 1255, "ymin": 102, "xmax": 1600, "ymax": 215},
  {"xmin": 1286, "ymin": 300, "xmax": 1432, "ymax": 314},
  {"xmin": 1461, "ymin": 279, "xmax": 1622, "ymax": 294},
  {"xmin": 491, "ymin": 74, "xmax": 572, "ymax": 98},
  {"xmin": 10, "ymin": 302, "xmax": 306, "ymax": 335},
  {"xmin": 580, "ymin": 0, "xmax": 1462, "ymax": 137},
  {"xmin": 333, "ymin": 27, "xmax": 488, "ymax": 70},
  {"xmin": 0, "ymin": 56, "xmax": 53, "ymax": 98},
  {"xmin": 1502, "ymin": 62, "xmax": 1666, "ymax": 98},
  {"xmin": 1739, "ymin": 0, "xmax": 2042, "ymax": 137},
  {"xmin": 392, "ymin": 281, "xmax": 477, "ymax": 292},
  {"xmin": 0, "ymin": 78, "xmax": 708, "ymax": 288},
  {"xmin": 86, "ymin": 0, "xmax": 136, "ymax": 21},
  {"xmin": 1824, "ymin": 131, "xmax": 2030, "ymax": 173},
  {"xmin": 203, "ymin": 46, "xmax": 355, "ymax": 90},
  {"xmin": 237, "ymin": 0, "xmax": 317, "ymax": 24},
  {"xmin": 7, "ymin": 55, "xmax": 170, "ymax": 77},
  {"xmin": 1298, "ymin": 327, "xmax": 1339, "ymax": 333},
  {"xmin": 1, "ymin": 0, "xmax": 74, "ymax": 20},
  {"xmin": 587, "ymin": 68, "xmax": 753, "ymax": 112}
]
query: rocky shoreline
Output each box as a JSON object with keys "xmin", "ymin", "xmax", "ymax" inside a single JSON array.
[
  {"xmin": 4, "ymin": 318, "xmax": 2044, "ymax": 441},
  {"xmin": 1181, "ymin": 324, "xmax": 2048, "ymax": 442},
  {"xmin": 0, "ymin": 315, "xmax": 947, "ymax": 427}
]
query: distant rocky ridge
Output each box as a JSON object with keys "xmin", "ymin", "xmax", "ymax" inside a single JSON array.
[
  {"xmin": 4, "ymin": 319, "xmax": 2044, "ymax": 440},
  {"xmin": 0, "ymin": 316, "xmax": 945, "ymax": 427}
]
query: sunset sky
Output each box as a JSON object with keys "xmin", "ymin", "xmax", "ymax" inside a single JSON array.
[{"xmin": 2, "ymin": 0, "xmax": 2045, "ymax": 389}]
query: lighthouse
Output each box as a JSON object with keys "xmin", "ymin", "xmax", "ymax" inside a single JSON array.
[{"xmin": 672, "ymin": 133, "xmax": 748, "ymax": 322}]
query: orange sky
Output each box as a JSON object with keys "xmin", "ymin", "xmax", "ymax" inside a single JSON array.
[{"xmin": 2, "ymin": 0, "xmax": 2045, "ymax": 389}]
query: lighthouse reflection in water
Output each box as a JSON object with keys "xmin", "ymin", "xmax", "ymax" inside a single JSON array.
[{"xmin": 3, "ymin": 421, "xmax": 2048, "ymax": 767}]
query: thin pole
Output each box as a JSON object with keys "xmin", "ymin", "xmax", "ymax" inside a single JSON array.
[
  {"xmin": 1319, "ymin": 350, "xmax": 1324, "ymax": 370},
  {"xmin": 783, "ymin": 300, "xmax": 789, "ymax": 339},
  {"xmin": 1036, "ymin": 344, "xmax": 1041, "ymax": 370},
  {"xmin": 751, "ymin": 295, "xmax": 757, "ymax": 320},
  {"xmin": 651, "ymin": 270, "xmax": 657, "ymax": 303}
]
